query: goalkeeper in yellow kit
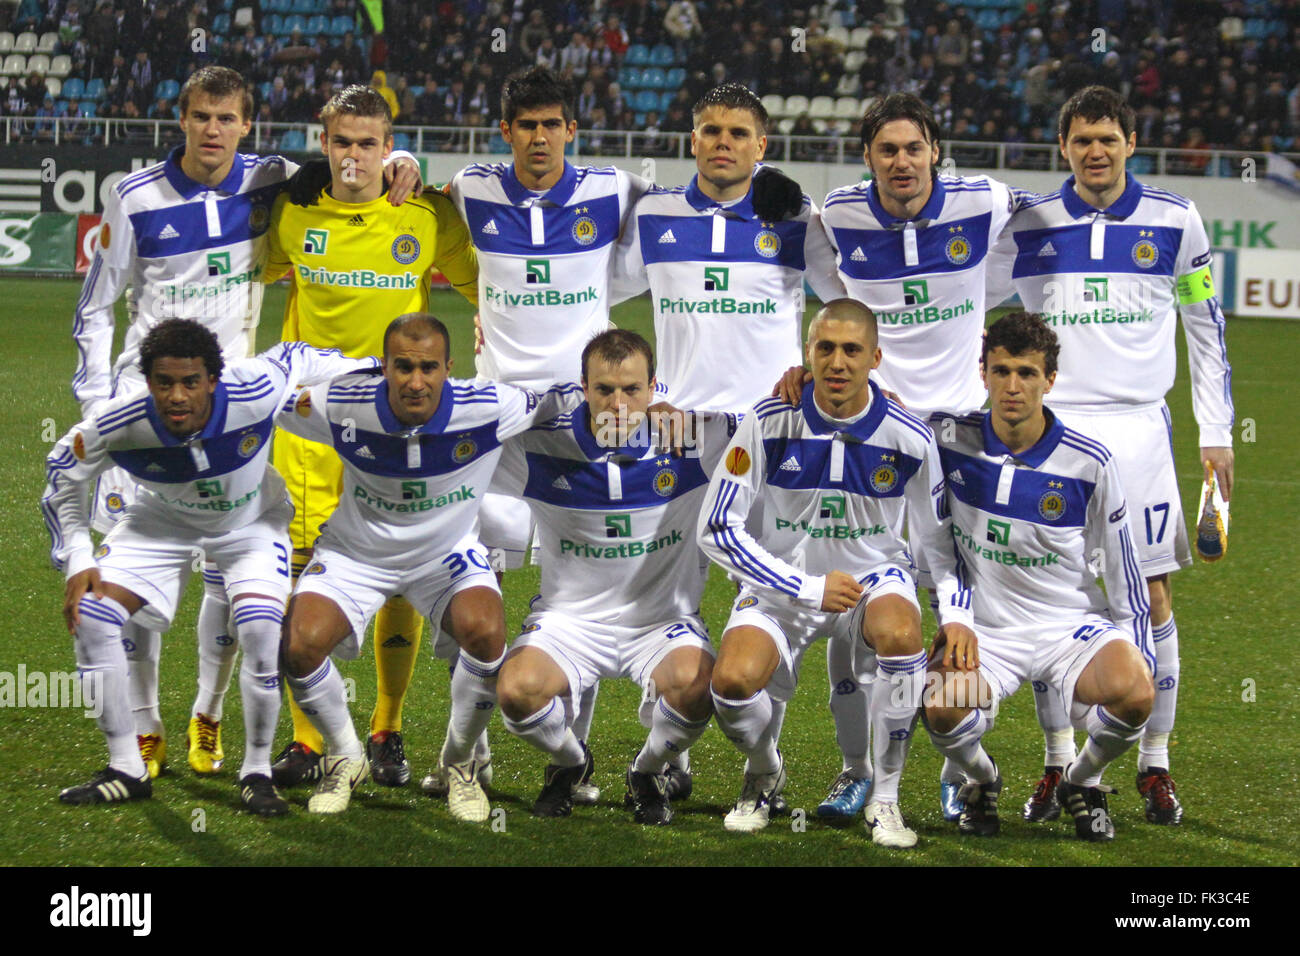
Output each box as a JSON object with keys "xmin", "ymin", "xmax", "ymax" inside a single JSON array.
[{"xmin": 264, "ymin": 85, "xmax": 478, "ymax": 788}]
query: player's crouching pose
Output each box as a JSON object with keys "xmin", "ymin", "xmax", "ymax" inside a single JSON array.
[
  {"xmin": 493, "ymin": 331, "xmax": 730, "ymax": 824},
  {"xmin": 275, "ymin": 313, "xmax": 581, "ymax": 819},
  {"xmin": 922, "ymin": 313, "xmax": 1154, "ymax": 842},
  {"xmin": 43, "ymin": 320, "xmax": 374, "ymax": 813},
  {"xmin": 699, "ymin": 299, "xmax": 974, "ymax": 844}
]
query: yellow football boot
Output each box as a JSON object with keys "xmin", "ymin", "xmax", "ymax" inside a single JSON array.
[
  {"xmin": 187, "ymin": 714, "xmax": 224, "ymax": 774},
  {"xmin": 137, "ymin": 733, "xmax": 166, "ymax": 779}
]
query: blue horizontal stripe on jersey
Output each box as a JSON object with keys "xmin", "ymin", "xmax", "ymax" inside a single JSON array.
[
  {"xmin": 129, "ymin": 181, "xmax": 282, "ymax": 259},
  {"xmin": 1010, "ymin": 223, "xmax": 1182, "ymax": 279},
  {"xmin": 829, "ymin": 210, "xmax": 992, "ymax": 280},
  {"xmin": 109, "ymin": 416, "xmax": 274, "ymax": 482},
  {"xmin": 637, "ymin": 214, "xmax": 809, "ymax": 269},
  {"xmin": 462, "ymin": 192, "xmax": 620, "ymax": 255},
  {"xmin": 938, "ymin": 448, "xmax": 1094, "ymax": 527},
  {"xmin": 761, "ymin": 437, "xmax": 921, "ymax": 498},
  {"xmin": 522, "ymin": 449, "xmax": 709, "ymax": 509},
  {"xmin": 331, "ymin": 420, "xmax": 502, "ymax": 478}
]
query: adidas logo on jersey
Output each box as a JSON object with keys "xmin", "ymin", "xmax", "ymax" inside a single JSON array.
[
  {"xmin": 551, "ymin": 475, "xmax": 572, "ymax": 490},
  {"xmin": 355, "ymin": 445, "xmax": 375, "ymax": 459},
  {"xmin": 850, "ymin": 246, "xmax": 867, "ymax": 262},
  {"xmin": 1038, "ymin": 241, "xmax": 1056, "ymax": 257},
  {"xmin": 482, "ymin": 219, "xmax": 499, "ymax": 235},
  {"xmin": 658, "ymin": 229, "xmax": 676, "ymax": 243},
  {"xmin": 947, "ymin": 469, "xmax": 965, "ymax": 485},
  {"xmin": 780, "ymin": 455, "xmax": 801, "ymax": 472},
  {"xmin": 158, "ymin": 223, "xmax": 179, "ymax": 239},
  {"xmin": 347, "ymin": 214, "xmax": 366, "ymax": 226}
]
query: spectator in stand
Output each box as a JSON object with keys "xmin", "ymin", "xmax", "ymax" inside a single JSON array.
[
  {"xmin": 520, "ymin": 9, "xmax": 549, "ymax": 61},
  {"xmin": 624, "ymin": 0, "xmax": 663, "ymax": 44},
  {"xmin": 64, "ymin": 98, "xmax": 87, "ymax": 141},
  {"xmin": 664, "ymin": 0, "xmax": 701, "ymax": 58},
  {"xmin": 561, "ymin": 32, "xmax": 593, "ymax": 79},
  {"xmin": 130, "ymin": 51, "xmax": 154, "ymax": 102},
  {"xmin": 577, "ymin": 78, "xmax": 599, "ymax": 123},
  {"xmin": 34, "ymin": 94, "xmax": 58, "ymax": 142},
  {"xmin": 536, "ymin": 34, "xmax": 559, "ymax": 70},
  {"xmin": 600, "ymin": 14, "xmax": 629, "ymax": 63}
]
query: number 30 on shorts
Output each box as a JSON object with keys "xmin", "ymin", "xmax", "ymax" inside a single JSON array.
[{"xmin": 442, "ymin": 547, "xmax": 492, "ymax": 579}]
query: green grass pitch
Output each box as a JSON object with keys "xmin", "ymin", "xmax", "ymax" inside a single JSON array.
[{"xmin": 1, "ymin": 277, "xmax": 1295, "ymax": 866}]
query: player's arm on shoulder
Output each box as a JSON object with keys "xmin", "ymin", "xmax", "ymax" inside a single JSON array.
[
  {"xmin": 488, "ymin": 431, "xmax": 531, "ymax": 498},
  {"xmin": 274, "ymin": 380, "xmax": 335, "ymax": 445},
  {"xmin": 496, "ymin": 380, "xmax": 584, "ymax": 440},
  {"xmin": 425, "ymin": 190, "xmax": 479, "ymax": 305},
  {"xmin": 264, "ymin": 340, "xmax": 381, "ymax": 389},
  {"xmin": 382, "ymin": 149, "xmax": 424, "ymax": 205},
  {"xmin": 261, "ymin": 192, "xmax": 293, "ymax": 284},
  {"xmin": 72, "ymin": 188, "xmax": 135, "ymax": 411},
  {"xmin": 609, "ymin": 201, "xmax": 650, "ymax": 303},
  {"xmin": 804, "ymin": 203, "xmax": 849, "ymax": 302}
]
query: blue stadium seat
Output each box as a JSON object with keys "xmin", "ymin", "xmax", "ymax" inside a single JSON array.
[
  {"xmin": 624, "ymin": 44, "xmax": 650, "ymax": 66},
  {"xmin": 284, "ymin": 15, "xmax": 308, "ymax": 35},
  {"xmin": 156, "ymin": 79, "xmax": 180, "ymax": 101},
  {"xmin": 267, "ymin": 0, "xmax": 291, "ymax": 12},
  {"xmin": 1127, "ymin": 155, "xmax": 1154, "ymax": 175},
  {"xmin": 489, "ymin": 135, "xmax": 511, "ymax": 154},
  {"xmin": 642, "ymin": 67, "xmax": 667, "ymax": 89},
  {"xmin": 259, "ymin": 80, "xmax": 273, "ymax": 101},
  {"xmin": 61, "ymin": 76, "xmax": 84, "ymax": 99},
  {"xmin": 658, "ymin": 91, "xmax": 674, "ymax": 112},
  {"xmin": 291, "ymin": 0, "xmax": 316, "ymax": 13},
  {"xmin": 78, "ymin": 102, "xmax": 97, "ymax": 118},
  {"xmin": 634, "ymin": 89, "xmax": 658, "ymax": 112},
  {"xmin": 392, "ymin": 132, "xmax": 410, "ymax": 150},
  {"xmin": 265, "ymin": 14, "xmax": 284, "ymax": 35},
  {"xmin": 54, "ymin": 97, "xmax": 67, "ymax": 112},
  {"xmin": 665, "ymin": 67, "xmax": 685, "ymax": 88},
  {"xmin": 305, "ymin": 16, "xmax": 328, "ymax": 36},
  {"xmin": 648, "ymin": 44, "xmax": 675, "ymax": 67},
  {"xmin": 634, "ymin": 112, "xmax": 646, "ymax": 126},
  {"xmin": 618, "ymin": 66, "xmax": 640, "ymax": 89},
  {"xmin": 83, "ymin": 77, "xmax": 104, "ymax": 99},
  {"xmin": 280, "ymin": 129, "xmax": 307, "ymax": 150},
  {"xmin": 330, "ymin": 15, "xmax": 353, "ymax": 36},
  {"xmin": 213, "ymin": 13, "xmax": 230, "ymax": 33}
]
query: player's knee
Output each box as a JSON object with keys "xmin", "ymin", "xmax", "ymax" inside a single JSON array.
[
  {"xmin": 710, "ymin": 657, "xmax": 763, "ymax": 701},
  {"xmin": 660, "ymin": 654, "xmax": 715, "ymax": 719},
  {"xmin": 924, "ymin": 701, "xmax": 968, "ymax": 735},
  {"xmin": 867, "ymin": 624, "xmax": 921, "ymax": 657},
  {"xmin": 1119, "ymin": 669, "xmax": 1155, "ymax": 726},
  {"xmin": 496, "ymin": 663, "xmax": 549, "ymax": 721},
  {"xmin": 452, "ymin": 613, "xmax": 505, "ymax": 661},
  {"xmin": 281, "ymin": 618, "xmax": 328, "ymax": 678}
]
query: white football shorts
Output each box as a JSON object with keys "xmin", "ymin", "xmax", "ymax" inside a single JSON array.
[
  {"xmin": 1054, "ymin": 400, "xmax": 1191, "ymax": 575},
  {"xmin": 96, "ymin": 496, "xmax": 293, "ymax": 632},
  {"xmin": 722, "ymin": 563, "xmax": 918, "ymax": 701},
  {"xmin": 293, "ymin": 531, "xmax": 499, "ymax": 659}
]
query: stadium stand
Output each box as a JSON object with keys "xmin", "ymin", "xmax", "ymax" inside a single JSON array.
[{"xmin": 0, "ymin": 0, "xmax": 1293, "ymax": 166}]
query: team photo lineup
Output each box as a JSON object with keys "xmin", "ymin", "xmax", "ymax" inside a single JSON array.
[{"xmin": 31, "ymin": 8, "xmax": 1263, "ymax": 862}]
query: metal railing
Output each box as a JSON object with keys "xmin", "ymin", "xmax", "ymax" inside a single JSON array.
[{"xmin": 3, "ymin": 116, "xmax": 1296, "ymax": 178}]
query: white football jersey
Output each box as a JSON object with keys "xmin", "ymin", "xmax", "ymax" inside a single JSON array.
[
  {"xmin": 449, "ymin": 161, "xmax": 651, "ymax": 390},
  {"xmin": 44, "ymin": 342, "xmax": 370, "ymax": 578},
  {"xmin": 72, "ymin": 148, "xmax": 301, "ymax": 407},
  {"xmin": 698, "ymin": 381, "xmax": 972, "ymax": 626},
  {"xmin": 277, "ymin": 373, "xmax": 583, "ymax": 565},
  {"xmin": 931, "ymin": 409, "xmax": 1153, "ymax": 668},
  {"xmin": 493, "ymin": 405, "xmax": 736, "ymax": 627},
  {"xmin": 988, "ymin": 175, "xmax": 1233, "ymax": 445},
  {"xmin": 820, "ymin": 175, "xmax": 1015, "ymax": 416},
  {"xmin": 613, "ymin": 175, "xmax": 847, "ymax": 413}
]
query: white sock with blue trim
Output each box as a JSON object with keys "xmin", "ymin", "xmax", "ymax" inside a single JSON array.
[
  {"xmin": 871, "ymin": 651, "xmax": 927, "ymax": 803},
  {"xmin": 1139, "ymin": 616, "xmax": 1178, "ymax": 771}
]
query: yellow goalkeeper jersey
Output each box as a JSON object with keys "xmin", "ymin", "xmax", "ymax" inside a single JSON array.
[{"xmin": 265, "ymin": 187, "xmax": 478, "ymax": 357}]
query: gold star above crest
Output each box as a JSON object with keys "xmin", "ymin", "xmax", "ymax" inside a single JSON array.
[
  {"xmin": 1049, "ymin": 480, "xmax": 1063, "ymax": 489},
  {"xmin": 881, "ymin": 453, "xmax": 897, "ymax": 462},
  {"xmin": 657, "ymin": 457, "xmax": 670, "ymax": 467}
]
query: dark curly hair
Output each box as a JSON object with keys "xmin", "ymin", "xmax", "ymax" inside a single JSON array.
[
  {"xmin": 693, "ymin": 82, "xmax": 768, "ymax": 136},
  {"xmin": 501, "ymin": 65, "xmax": 574, "ymax": 125},
  {"xmin": 138, "ymin": 319, "xmax": 224, "ymax": 379}
]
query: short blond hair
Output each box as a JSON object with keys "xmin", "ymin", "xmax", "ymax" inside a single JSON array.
[{"xmin": 320, "ymin": 84, "xmax": 393, "ymax": 138}]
